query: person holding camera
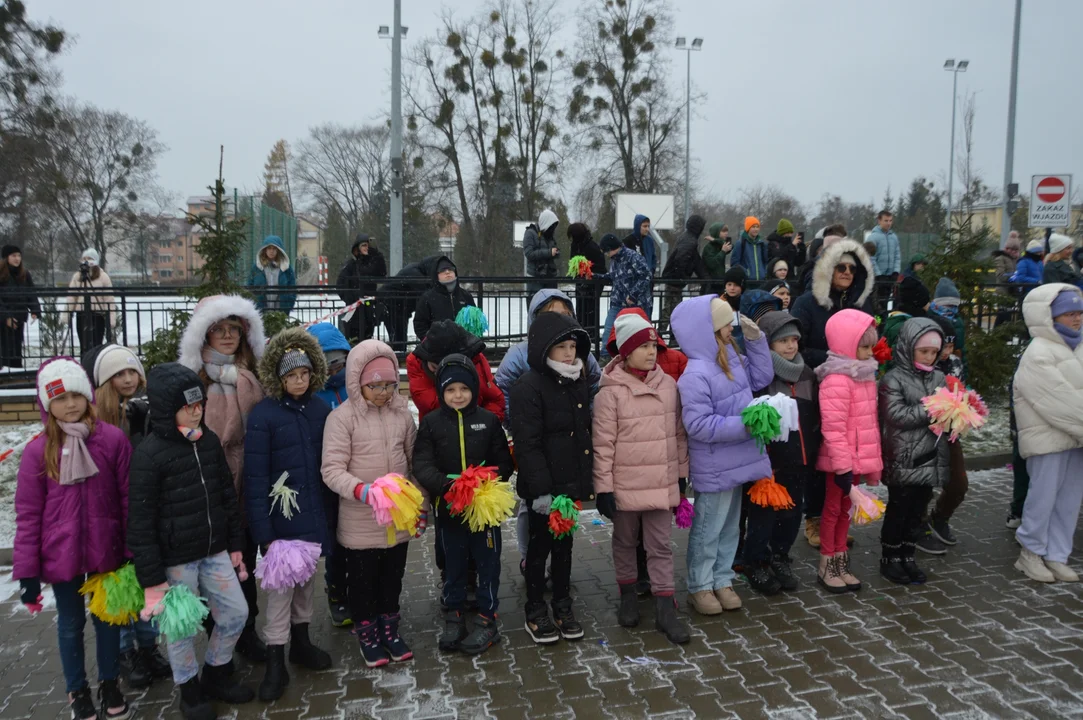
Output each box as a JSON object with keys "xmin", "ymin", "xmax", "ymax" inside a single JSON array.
[{"xmin": 66, "ymin": 249, "xmax": 115, "ymax": 351}]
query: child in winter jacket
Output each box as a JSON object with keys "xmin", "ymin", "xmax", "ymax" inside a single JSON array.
[
  {"xmin": 127, "ymin": 363, "xmax": 253, "ymax": 719},
  {"xmin": 14, "ymin": 358, "xmax": 133, "ymax": 720},
  {"xmin": 670, "ymin": 295, "xmax": 774, "ymax": 617},
  {"xmin": 177, "ymin": 294, "xmax": 267, "ymax": 660},
  {"xmin": 878, "ymin": 318, "xmax": 950, "ymax": 586},
  {"xmin": 412, "ymin": 255, "xmax": 476, "ymax": 341},
  {"xmin": 1012, "ymin": 285, "xmax": 1083, "ymax": 583},
  {"xmin": 816, "ymin": 309, "xmax": 882, "ymax": 593},
  {"xmin": 413, "ymin": 355, "xmax": 514, "ymax": 656},
  {"xmin": 511, "ymin": 312, "xmax": 594, "ymax": 645},
  {"xmin": 407, "ymin": 319, "xmax": 503, "ymax": 423},
  {"xmin": 593, "ymin": 313, "xmax": 691, "ymax": 643},
  {"xmin": 744, "ymin": 312, "xmax": 821, "ymax": 595},
  {"xmin": 308, "ymin": 322, "xmax": 351, "ymax": 410},
  {"xmin": 322, "ymin": 340, "xmax": 425, "ymax": 667},
  {"xmin": 244, "ymin": 328, "xmax": 333, "ymax": 700}
]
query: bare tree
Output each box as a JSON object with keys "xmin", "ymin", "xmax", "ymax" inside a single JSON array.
[
  {"xmin": 114, "ymin": 186, "xmax": 178, "ymax": 283},
  {"xmin": 294, "ymin": 123, "xmax": 389, "ymax": 234},
  {"xmin": 953, "ymin": 92, "xmax": 998, "ymax": 216}
]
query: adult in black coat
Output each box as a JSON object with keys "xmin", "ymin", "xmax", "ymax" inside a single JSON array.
[
  {"xmin": 412, "ymin": 256, "xmax": 476, "ymax": 342},
  {"xmin": 384, "ymin": 255, "xmax": 440, "ymax": 354},
  {"xmin": 336, "ymin": 234, "xmax": 388, "ymax": 342},
  {"xmin": 568, "ymin": 223, "xmax": 606, "ymax": 343},
  {"xmin": 0, "ymin": 245, "xmax": 41, "ymax": 368},
  {"xmin": 660, "ymin": 214, "xmax": 710, "ymax": 341}
]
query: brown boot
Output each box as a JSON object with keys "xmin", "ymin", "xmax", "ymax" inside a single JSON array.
[
  {"xmin": 805, "ymin": 518, "xmax": 821, "ymax": 548},
  {"xmin": 817, "ymin": 555, "xmax": 848, "ymax": 594}
]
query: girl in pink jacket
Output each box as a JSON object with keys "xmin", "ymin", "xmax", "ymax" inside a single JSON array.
[{"xmin": 814, "ymin": 309, "xmax": 882, "ymax": 593}]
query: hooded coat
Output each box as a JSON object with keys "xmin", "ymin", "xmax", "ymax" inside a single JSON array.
[
  {"xmin": 661, "ymin": 214, "xmax": 709, "ymax": 288},
  {"xmin": 765, "ymin": 235, "xmax": 806, "ymax": 281},
  {"xmin": 868, "ymin": 225, "xmax": 901, "ymax": 276},
  {"xmin": 670, "ymin": 295, "xmax": 774, "ymax": 493},
  {"xmin": 13, "ymin": 359, "xmax": 131, "ymax": 585},
  {"xmin": 412, "ymin": 255, "xmax": 476, "ymax": 341},
  {"xmin": 790, "ymin": 239, "xmax": 876, "ymax": 367},
  {"xmin": 1013, "ymin": 284, "xmax": 1083, "ymax": 459},
  {"xmin": 731, "ymin": 230, "xmax": 769, "ymax": 281},
  {"xmin": 336, "ymin": 235, "xmax": 388, "ymax": 305},
  {"xmin": 0, "ymin": 261, "xmax": 41, "ymax": 324},
  {"xmin": 244, "ymin": 328, "xmax": 332, "ymax": 553},
  {"xmin": 128, "ymin": 363, "xmax": 244, "ymax": 588},
  {"xmin": 878, "ymin": 318, "xmax": 949, "ymax": 488},
  {"xmin": 568, "ymin": 225, "xmax": 607, "ymax": 277},
  {"xmin": 604, "ymin": 306, "xmax": 688, "ymax": 381},
  {"xmin": 1011, "ymin": 251, "xmax": 1044, "ymax": 286},
  {"xmin": 249, "ymin": 235, "xmax": 297, "ymax": 312},
  {"xmin": 407, "ymin": 320, "xmax": 503, "ymax": 423},
  {"xmin": 510, "ymin": 313, "xmax": 595, "ymax": 502},
  {"xmin": 623, "ymin": 214, "xmax": 656, "ymax": 274},
  {"xmin": 523, "ymin": 211, "xmax": 560, "ymax": 279},
  {"xmin": 308, "ymin": 322, "xmax": 352, "ymax": 409},
  {"xmin": 321, "ymin": 340, "xmax": 423, "ymax": 549},
  {"xmin": 702, "ymin": 233, "xmax": 731, "ymax": 286},
  {"xmin": 495, "ymin": 288, "xmax": 602, "ymax": 426}
]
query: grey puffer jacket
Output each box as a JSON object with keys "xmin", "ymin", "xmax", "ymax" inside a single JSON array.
[{"xmin": 878, "ymin": 318, "xmax": 951, "ymax": 488}]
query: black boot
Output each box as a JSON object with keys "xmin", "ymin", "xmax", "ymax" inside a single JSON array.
[
  {"xmin": 234, "ymin": 625, "xmax": 267, "ymax": 663},
  {"xmin": 900, "ymin": 544, "xmax": 927, "ymax": 585},
  {"xmin": 258, "ymin": 645, "xmax": 289, "ymax": 702},
  {"xmin": 288, "ymin": 623, "xmax": 332, "ymax": 671},
  {"xmin": 880, "ymin": 544, "xmax": 912, "ymax": 585},
  {"xmin": 144, "ymin": 645, "xmax": 173, "ymax": 680},
  {"xmin": 747, "ymin": 563, "xmax": 783, "ymax": 596},
  {"xmin": 200, "ymin": 662, "xmax": 254, "ymax": 705},
  {"xmin": 770, "ymin": 554, "xmax": 799, "ymax": 591},
  {"xmin": 653, "ymin": 596, "xmax": 690, "ymax": 644},
  {"xmin": 178, "ymin": 677, "xmax": 216, "ymax": 720},
  {"xmin": 617, "ymin": 583, "xmax": 640, "ymax": 628},
  {"xmin": 120, "ymin": 647, "xmax": 152, "ymax": 690}
]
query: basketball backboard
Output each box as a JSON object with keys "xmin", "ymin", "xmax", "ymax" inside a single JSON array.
[{"xmin": 615, "ymin": 193, "xmax": 676, "ymax": 231}]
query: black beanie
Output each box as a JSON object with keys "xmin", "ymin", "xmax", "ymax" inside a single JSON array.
[
  {"xmin": 897, "ymin": 276, "xmax": 931, "ymax": 316},
  {"xmin": 437, "ymin": 354, "xmax": 479, "ymax": 402},
  {"xmin": 599, "ymin": 233, "xmax": 622, "ymax": 252},
  {"xmin": 723, "ymin": 265, "xmax": 747, "ymax": 289},
  {"xmin": 1, "ymin": 244, "xmax": 20, "ymax": 259}
]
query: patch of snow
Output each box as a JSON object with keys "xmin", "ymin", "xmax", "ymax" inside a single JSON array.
[
  {"xmin": 0, "ymin": 423, "xmax": 45, "ymax": 548},
  {"xmin": 960, "ymin": 403, "xmax": 1010, "ymax": 456}
]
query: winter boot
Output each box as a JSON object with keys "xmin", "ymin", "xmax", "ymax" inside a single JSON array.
[
  {"xmin": 96, "ymin": 679, "xmax": 130, "ymax": 720},
  {"xmin": 144, "ymin": 645, "xmax": 173, "ymax": 680},
  {"xmin": 1015, "ymin": 548, "xmax": 1055, "ymax": 582},
  {"xmin": 617, "ymin": 583, "xmax": 641, "ymax": 628},
  {"xmin": 879, "ymin": 544, "xmax": 911, "ymax": 585},
  {"xmin": 805, "ymin": 517, "xmax": 821, "ymax": 548},
  {"xmin": 1045, "ymin": 560, "xmax": 1080, "ymax": 582},
  {"xmin": 525, "ymin": 601, "xmax": 560, "ymax": 645},
  {"xmin": 817, "ymin": 555, "xmax": 848, "ymax": 594},
  {"xmin": 120, "ymin": 648, "xmax": 152, "ymax": 690},
  {"xmin": 178, "ymin": 677, "xmax": 216, "ymax": 720},
  {"xmin": 200, "ymin": 662, "xmax": 254, "ymax": 705},
  {"xmin": 234, "ymin": 624, "xmax": 267, "ymax": 663},
  {"xmin": 288, "ymin": 623, "xmax": 332, "ymax": 671},
  {"xmin": 328, "ymin": 599, "xmax": 352, "ymax": 628},
  {"xmin": 552, "ymin": 597, "xmax": 584, "ymax": 641},
  {"xmin": 837, "ymin": 552, "xmax": 862, "ymax": 591},
  {"xmin": 438, "ymin": 611, "xmax": 468, "ymax": 652},
  {"xmin": 258, "ymin": 645, "xmax": 289, "ymax": 702},
  {"xmin": 770, "ymin": 554, "xmax": 799, "ymax": 591},
  {"xmin": 747, "ymin": 563, "xmax": 782, "ymax": 596},
  {"xmin": 653, "ymin": 596, "xmax": 690, "ymax": 644},
  {"xmin": 714, "ymin": 586, "xmax": 742, "ymax": 611},
  {"xmin": 357, "ymin": 620, "xmax": 391, "ymax": 667},
  {"xmin": 460, "ymin": 614, "xmax": 501, "ymax": 655},
  {"xmin": 379, "ymin": 613, "xmax": 414, "ymax": 661}
]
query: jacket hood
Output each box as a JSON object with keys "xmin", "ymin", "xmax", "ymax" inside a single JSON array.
[
  {"xmin": 527, "ymin": 288, "xmax": 574, "ymax": 327},
  {"xmin": 684, "ymin": 214, "xmax": 706, "ymax": 238},
  {"xmin": 810, "ymin": 238, "xmax": 875, "ymax": 311},
  {"xmin": 412, "ymin": 320, "xmax": 484, "ymax": 364},
  {"xmin": 256, "ymin": 235, "xmax": 290, "ymax": 272},
  {"xmin": 538, "ymin": 208, "xmax": 559, "ymax": 233},
  {"xmin": 740, "ymin": 289, "xmax": 783, "ymax": 322},
  {"xmin": 824, "ymin": 308, "xmax": 877, "ymax": 360},
  {"xmin": 351, "ymin": 233, "xmax": 370, "ymax": 254},
  {"xmin": 757, "ymin": 310, "xmax": 802, "ymax": 343},
  {"xmin": 430, "ymin": 255, "xmax": 457, "ymax": 284},
  {"xmin": 258, "ymin": 327, "xmax": 328, "ymax": 399},
  {"xmin": 765, "ymin": 256, "xmax": 789, "ymax": 278},
  {"xmin": 1023, "ymin": 283, "xmax": 1083, "ymax": 346},
  {"xmin": 605, "ymin": 306, "xmax": 671, "ymax": 356},
  {"xmin": 178, "ymin": 294, "xmax": 266, "ymax": 373},
  {"xmin": 526, "ymin": 312, "xmax": 590, "ymax": 375},
  {"xmin": 147, "ymin": 362, "xmax": 206, "ymax": 440},
  {"xmin": 670, "ymin": 294, "xmax": 722, "ymax": 362},
  {"xmin": 893, "ymin": 317, "xmax": 944, "ymax": 375},
  {"xmin": 307, "ymin": 322, "xmax": 352, "ymax": 354},
  {"xmin": 633, "ymin": 214, "xmax": 650, "ymax": 236},
  {"xmin": 437, "ymin": 354, "xmax": 479, "ymax": 411},
  {"xmin": 599, "ymin": 355, "xmax": 667, "ymax": 393},
  {"xmin": 344, "ymin": 339, "xmax": 407, "ymax": 414}
]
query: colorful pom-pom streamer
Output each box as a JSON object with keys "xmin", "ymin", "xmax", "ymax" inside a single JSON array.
[
  {"xmin": 849, "ymin": 486, "xmax": 886, "ymax": 525},
  {"xmin": 455, "ymin": 306, "xmax": 489, "ymax": 337},
  {"xmin": 741, "ymin": 403, "xmax": 782, "ymax": 452},
  {"xmin": 548, "ymin": 495, "xmax": 582, "ymax": 539},
  {"xmin": 921, "ymin": 384, "xmax": 987, "ymax": 442},
  {"xmin": 103, "ymin": 563, "xmax": 145, "ymax": 621},
  {"xmin": 747, "ymin": 476, "xmax": 795, "ymax": 510},
  {"xmin": 270, "ymin": 471, "xmax": 300, "ymax": 520},
  {"xmin": 445, "ymin": 465, "xmax": 498, "ymax": 516},
  {"xmin": 370, "ymin": 473, "xmax": 425, "ymax": 543},
  {"xmin": 255, "ymin": 539, "xmax": 323, "ymax": 592},
  {"xmin": 151, "ymin": 584, "xmax": 210, "ymax": 642},
  {"xmin": 567, "ymin": 255, "xmax": 594, "ymax": 279},
  {"xmin": 464, "ymin": 479, "xmax": 517, "ymax": 532},
  {"xmin": 674, "ymin": 497, "xmax": 694, "ymax": 529},
  {"xmin": 872, "ymin": 337, "xmax": 893, "ymax": 365}
]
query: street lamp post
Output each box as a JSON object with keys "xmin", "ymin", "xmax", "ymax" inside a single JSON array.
[
  {"xmin": 378, "ymin": 5, "xmax": 409, "ymax": 275},
  {"xmin": 1001, "ymin": 0, "xmax": 1022, "ymax": 249},
  {"xmin": 675, "ymin": 37, "xmax": 703, "ymax": 224},
  {"xmin": 944, "ymin": 58, "xmax": 968, "ymax": 232}
]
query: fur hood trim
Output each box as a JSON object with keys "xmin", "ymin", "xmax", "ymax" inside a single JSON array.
[
  {"xmin": 811, "ymin": 238, "xmax": 875, "ymax": 311},
  {"xmin": 258, "ymin": 327, "xmax": 328, "ymax": 399},
  {"xmin": 177, "ymin": 294, "xmax": 266, "ymax": 372}
]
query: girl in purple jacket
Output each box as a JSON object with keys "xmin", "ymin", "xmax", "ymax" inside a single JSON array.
[
  {"xmin": 14, "ymin": 358, "xmax": 133, "ymax": 720},
  {"xmin": 670, "ymin": 296, "xmax": 774, "ymax": 617}
]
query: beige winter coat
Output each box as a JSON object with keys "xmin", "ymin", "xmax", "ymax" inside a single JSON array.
[
  {"xmin": 1014, "ymin": 283, "xmax": 1083, "ymax": 459},
  {"xmin": 321, "ymin": 339, "xmax": 427, "ymax": 549},
  {"xmin": 592, "ymin": 360, "xmax": 689, "ymax": 512}
]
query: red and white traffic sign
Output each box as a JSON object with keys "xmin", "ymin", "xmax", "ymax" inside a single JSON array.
[{"xmin": 1029, "ymin": 174, "xmax": 1073, "ymax": 228}]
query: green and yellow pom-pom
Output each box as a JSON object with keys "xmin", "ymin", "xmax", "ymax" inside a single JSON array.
[
  {"xmin": 455, "ymin": 306, "xmax": 489, "ymax": 337},
  {"xmin": 152, "ymin": 584, "xmax": 210, "ymax": 643},
  {"xmin": 80, "ymin": 564, "xmax": 145, "ymax": 626},
  {"xmin": 741, "ymin": 403, "xmax": 782, "ymax": 453}
]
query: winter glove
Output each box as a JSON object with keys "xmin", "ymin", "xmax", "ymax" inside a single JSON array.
[
  {"xmin": 595, "ymin": 492, "xmax": 617, "ymax": 520},
  {"xmin": 354, "ymin": 483, "xmax": 371, "ymax": 503},
  {"xmin": 139, "ymin": 582, "xmax": 169, "ymax": 621},
  {"xmin": 532, "ymin": 494, "xmax": 553, "ymax": 515},
  {"xmin": 19, "ymin": 578, "xmax": 42, "ymax": 614},
  {"xmin": 739, "ymin": 315, "xmax": 762, "ymax": 342},
  {"xmin": 678, "ymin": 478, "xmax": 688, "ymax": 496},
  {"xmin": 230, "ymin": 551, "xmax": 249, "ymax": 582},
  {"xmin": 414, "ymin": 510, "xmax": 428, "ymax": 538},
  {"xmin": 833, "ymin": 471, "xmax": 854, "ymax": 492}
]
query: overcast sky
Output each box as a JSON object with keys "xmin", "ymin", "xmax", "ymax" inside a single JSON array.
[{"xmin": 27, "ymin": 0, "xmax": 1083, "ymax": 218}]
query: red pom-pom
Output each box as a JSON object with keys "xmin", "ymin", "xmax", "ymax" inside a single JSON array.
[
  {"xmin": 945, "ymin": 375, "xmax": 963, "ymax": 392},
  {"xmin": 444, "ymin": 465, "xmax": 498, "ymax": 516},
  {"xmin": 873, "ymin": 337, "xmax": 893, "ymax": 364}
]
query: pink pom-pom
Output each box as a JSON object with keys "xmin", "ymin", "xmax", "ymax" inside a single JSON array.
[
  {"xmin": 368, "ymin": 474, "xmax": 406, "ymax": 526},
  {"xmin": 674, "ymin": 497, "xmax": 694, "ymax": 529},
  {"xmin": 255, "ymin": 539, "xmax": 322, "ymax": 592}
]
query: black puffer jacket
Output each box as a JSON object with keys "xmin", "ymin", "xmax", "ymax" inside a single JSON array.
[
  {"xmin": 662, "ymin": 214, "xmax": 709, "ymax": 288},
  {"xmin": 879, "ymin": 318, "xmax": 950, "ymax": 488},
  {"xmin": 0, "ymin": 264, "xmax": 41, "ymax": 322},
  {"xmin": 412, "ymin": 354, "xmax": 514, "ymax": 523},
  {"xmin": 510, "ymin": 313, "xmax": 595, "ymax": 502},
  {"xmin": 412, "ymin": 256, "xmax": 476, "ymax": 341},
  {"xmin": 337, "ymin": 235, "xmax": 388, "ymax": 304},
  {"xmin": 128, "ymin": 363, "xmax": 244, "ymax": 587}
]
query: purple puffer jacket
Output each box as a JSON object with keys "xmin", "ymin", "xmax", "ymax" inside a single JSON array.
[
  {"xmin": 671, "ymin": 295, "xmax": 775, "ymax": 493},
  {"xmin": 13, "ymin": 359, "xmax": 131, "ymax": 584}
]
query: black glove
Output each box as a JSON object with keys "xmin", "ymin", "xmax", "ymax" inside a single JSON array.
[
  {"xmin": 678, "ymin": 478, "xmax": 688, "ymax": 495},
  {"xmin": 20, "ymin": 578, "xmax": 41, "ymax": 605},
  {"xmin": 595, "ymin": 492, "xmax": 617, "ymax": 520},
  {"xmin": 833, "ymin": 471, "xmax": 854, "ymax": 492}
]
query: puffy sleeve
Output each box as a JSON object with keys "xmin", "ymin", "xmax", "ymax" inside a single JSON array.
[
  {"xmin": 321, "ymin": 408, "xmax": 363, "ymax": 500},
  {"xmin": 243, "ymin": 403, "xmax": 275, "ymax": 546},
  {"xmin": 678, "ymin": 373, "xmax": 750, "ymax": 444},
  {"xmin": 12, "ymin": 441, "xmax": 46, "ymax": 581}
]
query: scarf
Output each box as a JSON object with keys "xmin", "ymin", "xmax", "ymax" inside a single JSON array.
[
  {"xmin": 58, "ymin": 421, "xmax": 99, "ymax": 486},
  {"xmin": 546, "ymin": 357, "xmax": 583, "ymax": 381},
  {"xmin": 930, "ymin": 302, "xmax": 958, "ymax": 320},
  {"xmin": 203, "ymin": 347, "xmax": 239, "ymax": 388},
  {"xmin": 625, "ymin": 365, "xmax": 650, "ymax": 381},
  {"xmin": 1055, "ymin": 322, "xmax": 1082, "ymax": 350},
  {"xmin": 771, "ymin": 351, "xmax": 806, "ymax": 383},
  {"xmin": 178, "ymin": 425, "xmax": 203, "ymax": 442},
  {"xmin": 914, "ymin": 362, "xmax": 936, "ymax": 373},
  {"xmin": 815, "ymin": 351, "xmax": 879, "ymax": 382}
]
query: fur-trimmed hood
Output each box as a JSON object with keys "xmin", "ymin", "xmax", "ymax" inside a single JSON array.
[
  {"xmin": 258, "ymin": 327, "xmax": 328, "ymax": 399},
  {"xmin": 810, "ymin": 238, "xmax": 875, "ymax": 311},
  {"xmin": 177, "ymin": 294, "xmax": 266, "ymax": 373}
]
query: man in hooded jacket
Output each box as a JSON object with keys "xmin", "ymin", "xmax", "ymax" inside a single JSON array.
[
  {"xmin": 623, "ymin": 214, "xmax": 657, "ymax": 276},
  {"xmin": 412, "ymin": 256, "xmax": 476, "ymax": 341},
  {"xmin": 660, "ymin": 215, "xmax": 710, "ymax": 342},
  {"xmin": 524, "ymin": 209, "xmax": 560, "ymax": 297}
]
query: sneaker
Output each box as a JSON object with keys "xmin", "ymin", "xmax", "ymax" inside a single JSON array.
[
  {"xmin": 714, "ymin": 586, "xmax": 742, "ymax": 611},
  {"xmin": 769, "ymin": 555, "xmax": 799, "ymax": 591},
  {"xmin": 1005, "ymin": 513, "xmax": 1022, "ymax": 530},
  {"xmin": 68, "ymin": 685, "xmax": 97, "ymax": 720},
  {"xmin": 119, "ymin": 648, "xmax": 152, "ymax": 690},
  {"xmin": 357, "ymin": 620, "xmax": 391, "ymax": 667},
  {"xmin": 329, "ymin": 601, "xmax": 352, "ymax": 628},
  {"xmin": 901, "ymin": 557, "xmax": 927, "ymax": 585},
  {"xmin": 552, "ymin": 599, "xmax": 584, "ymax": 641},
  {"xmin": 461, "ymin": 614, "xmax": 501, "ymax": 655},
  {"xmin": 687, "ymin": 590, "xmax": 723, "ymax": 616},
  {"xmin": 524, "ymin": 604, "xmax": 560, "ymax": 645},
  {"xmin": 438, "ymin": 611, "xmax": 468, "ymax": 652},
  {"xmin": 746, "ymin": 565, "xmax": 782, "ymax": 596},
  {"xmin": 1015, "ymin": 549, "xmax": 1055, "ymax": 583},
  {"xmin": 98, "ymin": 679, "xmax": 132, "ymax": 720},
  {"xmin": 1044, "ymin": 560, "xmax": 1080, "ymax": 582},
  {"xmin": 915, "ymin": 528, "xmax": 947, "ymax": 556},
  {"xmin": 930, "ymin": 519, "xmax": 958, "ymax": 546},
  {"xmin": 880, "ymin": 558, "xmax": 911, "ymax": 585},
  {"xmin": 805, "ymin": 517, "xmax": 821, "ymax": 548}
]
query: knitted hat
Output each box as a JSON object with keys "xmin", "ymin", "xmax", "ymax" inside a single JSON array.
[
  {"xmin": 1050, "ymin": 289, "xmax": 1083, "ymax": 318},
  {"xmin": 599, "ymin": 233, "xmax": 622, "ymax": 252},
  {"xmin": 915, "ymin": 330, "xmax": 942, "ymax": 350},
  {"xmin": 769, "ymin": 319, "xmax": 801, "ymax": 343},
  {"xmin": 723, "ymin": 265, "xmax": 746, "ymax": 289},
  {"xmin": 437, "ymin": 356, "xmax": 478, "ymax": 397},
  {"xmin": 1025, "ymin": 239, "xmax": 1044, "ymax": 254},
  {"xmin": 614, "ymin": 313, "xmax": 658, "ymax": 358},
  {"xmin": 930, "ymin": 314, "xmax": 956, "ymax": 345},
  {"xmin": 776, "ymin": 219, "xmax": 795, "ymax": 236},
  {"xmin": 710, "ymin": 297, "xmax": 735, "ymax": 331},
  {"xmin": 1, "ymin": 244, "xmax": 20, "ymax": 259},
  {"xmin": 81, "ymin": 248, "xmax": 100, "ymax": 266},
  {"xmin": 744, "ymin": 216, "xmax": 760, "ymax": 232},
  {"xmin": 1004, "ymin": 235, "xmax": 1022, "ymax": 252},
  {"xmin": 277, "ymin": 347, "xmax": 313, "ymax": 378},
  {"xmin": 763, "ymin": 278, "xmax": 790, "ymax": 296},
  {"xmin": 707, "ymin": 222, "xmax": 725, "ymax": 239},
  {"xmin": 93, "ymin": 344, "xmax": 146, "ymax": 385},
  {"xmin": 38, "ymin": 358, "xmax": 94, "ymax": 413},
  {"xmin": 932, "ymin": 277, "xmax": 961, "ymax": 307},
  {"xmin": 360, "ymin": 356, "xmax": 397, "ymax": 386},
  {"xmin": 1049, "ymin": 233, "xmax": 1074, "ymax": 256}
]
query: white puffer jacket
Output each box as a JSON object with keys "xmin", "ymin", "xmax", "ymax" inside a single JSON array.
[{"xmin": 1014, "ymin": 283, "xmax": 1083, "ymax": 459}]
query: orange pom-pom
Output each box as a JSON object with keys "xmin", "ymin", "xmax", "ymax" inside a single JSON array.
[{"xmin": 747, "ymin": 476, "xmax": 795, "ymax": 510}]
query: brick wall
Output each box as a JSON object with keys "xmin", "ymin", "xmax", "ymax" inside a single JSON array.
[{"xmin": 0, "ymin": 392, "xmax": 41, "ymax": 424}]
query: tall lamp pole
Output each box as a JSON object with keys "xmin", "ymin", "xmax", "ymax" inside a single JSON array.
[
  {"xmin": 675, "ymin": 37, "xmax": 703, "ymax": 224},
  {"xmin": 944, "ymin": 59, "xmax": 969, "ymax": 232},
  {"xmin": 1001, "ymin": 0, "xmax": 1022, "ymax": 248},
  {"xmin": 379, "ymin": 5, "xmax": 408, "ymax": 275}
]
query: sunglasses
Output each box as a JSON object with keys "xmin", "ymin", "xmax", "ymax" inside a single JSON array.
[{"xmin": 834, "ymin": 263, "xmax": 856, "ymax": 274}]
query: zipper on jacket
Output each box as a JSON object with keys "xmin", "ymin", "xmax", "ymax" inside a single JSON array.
[
  {"xmin": 457, "ymin": 410, "xmax": 466, "ymax": 472},
  {"xmin": 192, "ymin": 445, "xmax": 213, "ymax": 557},
  {"xmin": 790, "ymin": 383, "xmax": 807, "ymax": 466}
]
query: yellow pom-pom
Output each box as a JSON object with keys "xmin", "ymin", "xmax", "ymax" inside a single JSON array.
[
  {"xmin": 463, "ymin": 479, "xmax": 517, "ymax": 532},
  {"xmin": 80, "ymin": 571, "xmax": 135, "ymax": 625}
]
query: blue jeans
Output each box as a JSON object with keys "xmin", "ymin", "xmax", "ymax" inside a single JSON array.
[
  {"xmin": 686, "ymin": 488, "xmax": 742, "ymax": 594},
  {"xmin": 600, "ymin": 303, "xmax": 622, "ymax": 358},
  {"xmin": 120, "ymin": 619, "xmax": 159, "ymax": 652},
  {"xmin": 53, "ymin": 577, "xmax": 121, "ymax": 693}
]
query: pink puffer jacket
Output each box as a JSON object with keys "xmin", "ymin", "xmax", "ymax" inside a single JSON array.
[
  {"xmin": 321, "ymin": 340, "xmax": 427, "ymax": 550},
  {"xmin": 816, "ymin": 309, "xmax": 883, "ymax": 480},
  {"xmin": 592, "ymin": 360, "xmax": 689, "ymax": 512}
]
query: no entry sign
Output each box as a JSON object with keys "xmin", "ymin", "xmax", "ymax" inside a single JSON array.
[{"xmin": 1029, "ymin": 174, "xmax": 1072, "ymax": 227}]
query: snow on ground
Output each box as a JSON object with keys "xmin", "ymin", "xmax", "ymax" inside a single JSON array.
[
  {"xmin": 960, "ymin": 403, "xmax": 1011, "ymax": 456},
  {"xmin": 0, "ymin": 423, "xmax": 42, "ymax": 549}
]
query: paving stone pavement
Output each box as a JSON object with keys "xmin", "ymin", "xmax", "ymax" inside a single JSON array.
[{"xmin": 3, "ymin": 468, "xmax": 1083, "ymax": 719}]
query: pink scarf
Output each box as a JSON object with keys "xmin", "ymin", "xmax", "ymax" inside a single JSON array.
[
  {"xmin": 815, "ymin": 351, "xmax": 879, "ymax": 382},
  {"xmin": 58, "ymin": 421, "xmax": 99, "ymax": 486}
]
